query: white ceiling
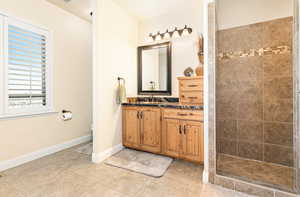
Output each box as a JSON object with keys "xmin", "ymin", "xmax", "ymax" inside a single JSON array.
[
  {"xmin": 46, "ymin": 0, "xmax": 93, "ymax": 22},
  {"xmin": 113, "ymin": 0, "xmax": 195, "ymax": 21}
]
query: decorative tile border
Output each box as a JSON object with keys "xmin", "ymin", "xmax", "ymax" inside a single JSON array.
[{"xmin": 218, "ymin": 45, "xmax": 291, "ymax": 60}]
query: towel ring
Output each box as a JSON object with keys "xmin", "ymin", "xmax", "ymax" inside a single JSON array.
[{"xmin": 118, "ymin": 77, "xmax": 125, "ymax": 85}]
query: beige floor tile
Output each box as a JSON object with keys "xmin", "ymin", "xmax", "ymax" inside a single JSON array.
[
  {"xmin": 0, "ymin": 181, "xmax": 25, "ymax": 197},
  {"xmin": 0, "ymin": 144, "xmax": 256, "ymax": 197},
  {"xmin": 198, "ymin": 184, "xmax": 254, "ymax": 197},
  {"xmin": 82, "ymin": 182, "xmax": 130, "ymax": 197},
  {"xmin": 134, "ymin": 179, "xmax": 191, "ymax": 197},
  {"xmin": 105, "ymin": 171, "xmax": 152, "ymax": 196},
  {"xmin": 164, "ymin": 160, "xmax": 203, "ymax": 187}
]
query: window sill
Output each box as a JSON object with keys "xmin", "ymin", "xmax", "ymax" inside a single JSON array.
[{"xmin": 0, "ymin": 111, "xmax": 59, "ymax": 120}]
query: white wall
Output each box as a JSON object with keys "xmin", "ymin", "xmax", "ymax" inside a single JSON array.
[
  {"xmin": 217, "ymin": 0, "xmax": 293, "ymax": 30},
  {"xmin": 138, "ymin": 0, "xmax": 203, "ymax": 96},
  {"xmin": 0, "ymin": 0, "xmax": 92, "ymax": 162},
  {"xmin": 93, "ymin": 0, "xmax": 138, "ymax": 158}
]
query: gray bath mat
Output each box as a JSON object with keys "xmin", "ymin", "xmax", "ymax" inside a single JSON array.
[
  {"xmin": 75, "ymin": 143, "xmax": 93, "ymax": 155},
  {"xmin": 105, "ymin": 148, "xmax": 173, "ymax": 177}
]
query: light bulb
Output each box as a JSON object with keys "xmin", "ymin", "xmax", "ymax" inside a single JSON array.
[
  {"xmin": 155, "ymin": 32, "xmax": 162, "ymax": 41},
  {"xmin": 147, "ymin": 34, "xmax": 154, "ymax": 42},
  {"xmin": 182, "ymin": 25, "xmax": 189, "ymax": 36},
  {"xmin": 164, "ymin": 30, "xmax": 171, "ymax": 39},
  {"xmin": 172, "ymin": 28, "xmax": 180, "ymax": 38}
]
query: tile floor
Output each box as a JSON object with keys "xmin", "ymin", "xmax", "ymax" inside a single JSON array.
[
  {"xmin": 217, "ymin": 154, "xmax": 294, "ymax": 192},
  {"xmin": 0, "ymin": 144, "xmax": 252, "ymax": 197}
]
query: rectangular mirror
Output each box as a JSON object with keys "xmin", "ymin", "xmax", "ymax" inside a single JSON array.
[{"xmin": 138, "ymin": 42, "xmax": 172, "ymax": 95}]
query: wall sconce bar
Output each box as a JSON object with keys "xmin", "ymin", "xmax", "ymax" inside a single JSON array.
[{"xmin": 148, "ymin": 25, "xmax": 193, "ymax": 42}]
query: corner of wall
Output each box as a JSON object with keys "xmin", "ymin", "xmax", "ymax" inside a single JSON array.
[{"xmin": 92, "ymin": 144, "xmax": 124, "ymax": 163}]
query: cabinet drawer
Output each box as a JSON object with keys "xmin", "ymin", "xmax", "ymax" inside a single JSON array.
[
  {"xmin": 163, "ymin": 109, "xmax": 203, "ymax": 121},
  {"xmin": 180, "ymin": 79, "xmax": 203, "ymax": 91},
  {"xmin": 180, "ymin": 91, "xmax": 203, "ymax": 104}
]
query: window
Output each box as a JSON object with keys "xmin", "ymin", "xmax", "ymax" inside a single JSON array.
[{"xmin": 0, "ymin": 14, "xmax": 53, "ymax": 117}]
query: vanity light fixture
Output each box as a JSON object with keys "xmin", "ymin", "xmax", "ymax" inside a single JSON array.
[{"xmin": 147, "ymin": 25, "xmax": 193, "ymax": 42}]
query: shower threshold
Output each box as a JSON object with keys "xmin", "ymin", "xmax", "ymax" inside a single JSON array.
[{"xmin": 217, "ymin": 154, "xmax": 294, "ymax": 193}]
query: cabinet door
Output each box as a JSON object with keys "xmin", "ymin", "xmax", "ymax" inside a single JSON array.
[
  {"xmin": 140, "ymin": 108, "xmax": 161, "ymax": 153},
  {"xmin": 122, "ymin": 107, "xmax": 140, "ymax": 148},
  {"xmin": 162, "ymin": 119, "xmax": 181, "ymax": 158},
  {"xmin": 181, "ymin": 121, "xmax": 204, "ymax": 163}
]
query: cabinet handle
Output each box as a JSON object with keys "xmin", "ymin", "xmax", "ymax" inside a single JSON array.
[
  {"xmin": 177, "ymin": 113, "xmax": 188, "ymax": 116},
  {"xmin": 183, "ymin": 125, "xmax": 186, "ymax": 134},
  {"xmin": 188, "ymin": 97, "xmax": 198, "ymax": 99},
  {"xmin": 188, "ymin": 85, "xmax": 198, "ymax": 87},
  {"xmin": 137, "ymin": 111, "xmax": 140, "ymax": 119},
  {"xmin": 179, "ymin": 125, "xmax": 182, "ymax": 134}
]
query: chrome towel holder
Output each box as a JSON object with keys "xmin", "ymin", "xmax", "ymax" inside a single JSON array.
[{"xmin": 118, "ymin": 77, "xmax": 125, "ymax": 85}]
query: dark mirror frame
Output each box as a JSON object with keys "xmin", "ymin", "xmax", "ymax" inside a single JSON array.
[{"xmin": 138, "ymin": 42, "xmax": 172, "ymax": 95}]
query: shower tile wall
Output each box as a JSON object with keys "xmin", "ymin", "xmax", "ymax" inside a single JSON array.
[{"xmin": 216, "ymin": 17, "xmax": 293, "ymax": 167}]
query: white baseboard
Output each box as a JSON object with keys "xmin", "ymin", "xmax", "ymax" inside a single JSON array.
[
  {"xmin": 202, "ymin": 170, "xmax": 209, "ymax": 184},
  {"xmin": 0, "ymin": 135, "xmax": 92, "ymax": 172},
  {"xmin": 92, "ymin": 143, "xmax": 124, "ymax": 163}
]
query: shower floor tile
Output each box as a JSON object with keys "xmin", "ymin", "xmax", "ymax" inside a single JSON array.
[{"xmin": 217, "ymin": 154, "xmax": 294, "ymax": 192}]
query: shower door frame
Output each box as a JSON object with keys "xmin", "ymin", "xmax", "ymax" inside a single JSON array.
[
  {"xmin": 205, "ymin": 0, "xmax": 300, "ymax": 194},
  {"xmin": 294, "ymin": 0, "xmax": 300, "ymax": 193}
]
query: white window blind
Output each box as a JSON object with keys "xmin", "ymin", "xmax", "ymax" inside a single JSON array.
[
  {"xmin": 7, "ymin": 25, "xmax": 47, "ymax": 108},
  {"xmin": 0, "ymin": 16, "xmax": 53, "ymax": 117}
]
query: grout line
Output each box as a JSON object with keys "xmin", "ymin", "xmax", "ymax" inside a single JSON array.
[
  {"xmin": 218, "ymin": 153, "xmax": 294, "ymax": 169},
  {"xmin": 216, "ymin": 118, "xmax": 293, "ymax": 125},
  {"xmin": 262, "ymin": 54, "xmax": 265, "ymax": 162}
]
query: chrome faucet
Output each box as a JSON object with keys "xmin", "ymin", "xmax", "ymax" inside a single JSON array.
[{"xmin": 150, "ymin": 94, "xmax": 155, "ymax": 102}]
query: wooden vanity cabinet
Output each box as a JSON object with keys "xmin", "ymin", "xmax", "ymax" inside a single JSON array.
[
  {"xmin": 162, "ymin": 119, "xmax": 181, "ymax": 158},
  {"xmin": 122, "ymin": 106, "xmax": 140, "ymax": 149},
  {"xmin": 181, "ymin": 120, "xmax": 204, "ymax": 162},
  {"xmin": 122, "ymin": 106, "xmax": 161, "ymax": 153},
  {"xmin": 139, "ymin": 107, "xmax": 161, "ymax": 153},
  {"xmin": 123, "ymin": 106, "xmax": 204, "ymax": 163},
  {"xmin": 162, "ymin": 109, "xmax": 204, "ymax": 163},
  {"xmin": 178, "ymin": 77, "xmax": 203, "ymax": 105}
]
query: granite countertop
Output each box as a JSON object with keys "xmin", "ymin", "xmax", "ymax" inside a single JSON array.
[{"xmin": 122, "ymin": 102, "xmax": 203, "ymax": 110}]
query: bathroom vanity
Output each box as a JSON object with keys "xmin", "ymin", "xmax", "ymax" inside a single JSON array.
[
  {"xmin": 122, "ymin": 41, "xmax": 204, "ymax": 163},
  {"xmin": 122, "ymin": 105, "xmax": 204, "ymax": 163},
  {"xmin": 122, "ymin": 76, "xmax": 204, "ymax": 163}
]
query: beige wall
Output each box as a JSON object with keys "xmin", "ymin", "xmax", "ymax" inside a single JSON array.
[
  {"xmin": 217, "ymin": 0, "xmax": 293, "ymax": 30},
  {"xmin": 138, "ymin": 0, "xmax": 204, "ymax": 96},
  {"xmin": 93, "ymin": 0, "xmax": 138, "ymax": 155},
  {"xmin": 0, "ymin": 0, "xmax": 92, "ymax": 161}
]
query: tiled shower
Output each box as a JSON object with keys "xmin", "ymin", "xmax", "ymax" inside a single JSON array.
[{"xmin": 216, "ymin": 17, "xmax": 294, "ymax": 191}]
